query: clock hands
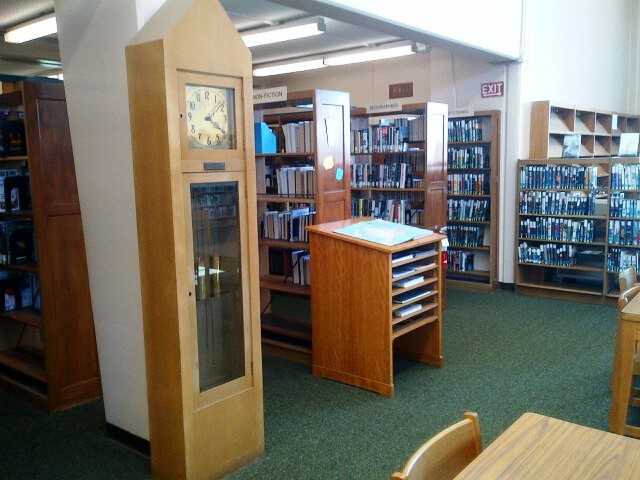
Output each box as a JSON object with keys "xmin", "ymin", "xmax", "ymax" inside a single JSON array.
[{"xmin": 204, "ymin": 100, "xmax": 227, "ymax": 134}]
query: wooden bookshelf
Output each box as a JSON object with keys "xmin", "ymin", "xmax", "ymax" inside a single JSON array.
[
  {"xmin": 446, "ymin": 110, "xmax": 500, "ymax": 290},
  {"xmin": 515, "ymin": 157, "xmax": 640, "ymax": 304},
  {"xmin": 0, "ymin": 80, "xmax": 100, "ymax": 412},
  {"xmin": 349, "ymin": 102, "xmax": 448, "ymax": 231},
  {"xmin": 530, "ymin": 101, "xmax": 639, "ymax": 159},
  {"xmin": 254, "ymin": 89, "xmax": 351, "ymax": 361},
  {"xmin": 307, "ymin": 218, "xmax": 444, "ymax": 397}
]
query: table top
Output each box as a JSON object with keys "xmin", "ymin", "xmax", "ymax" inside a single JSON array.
[{"xmin": 454, "ymin": 412, "xmax": 640, "ymax": 479}]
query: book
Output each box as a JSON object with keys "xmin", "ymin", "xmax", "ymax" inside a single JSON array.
[
  {"xmin": 392, "ymin": 265, "xmax": 416, "ymax": 277},
  {"xmin": 393, "ymin": 303, "xmax": 422, "ymax": 318},
  {"xmin": 392, "ymin": 252, "xmax": 414, "ymax": 264},
  {"xmin": 561, "ymin": 134, "xmax": 581, "ymax": 158},
  {"xmin": 334, "ymin": 219, "xmax": 433, "ymax": 247},
  {"xmin": 619, "ymin": 132, "xmax": 640, "ymax": 157},
  {"xmin": 393, "ymin": 288, "xmax": 431, "ymax": 304},
  {"xmin": 392, "ymin": 275, "xmax": 424, "ymax": 289}
]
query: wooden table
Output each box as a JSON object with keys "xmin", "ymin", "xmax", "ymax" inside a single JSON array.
[
  {"xmin": 610, "ymin": 290, "xmax": 640, "ymax": 437},
  {"xmin": 454, "ymin": 412, "xmax": 640, "ymax": 479}
]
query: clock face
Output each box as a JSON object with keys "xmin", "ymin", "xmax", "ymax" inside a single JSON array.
[{"xmin": 185, "ymin": 84, "xmax": 236, "ymax": 150}]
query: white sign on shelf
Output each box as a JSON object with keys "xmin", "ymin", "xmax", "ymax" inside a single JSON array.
[
  {"xmin": 253, "ymin": 86, "xmax": 287, "ymax": 104},
  {"xmin": 449, "ymin": 108, "xmax": 474, "ymax": 118},
  {"xmin": 366, "ymin": 101, "xmax": 402, "ymax": 114}
]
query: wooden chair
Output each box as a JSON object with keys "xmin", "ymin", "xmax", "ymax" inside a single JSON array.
[
  {"xmin": 391, "ymin": 412, "xmax": 482, "ymax": 480},
  {"xmin": 619, "ymin": 266, "xmax": 639, "ymax": 292}
]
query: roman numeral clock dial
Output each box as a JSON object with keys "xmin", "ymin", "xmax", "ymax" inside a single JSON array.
[{"xmin": 185, "ymin": 84, "xmax": 236, "ymax": 150}]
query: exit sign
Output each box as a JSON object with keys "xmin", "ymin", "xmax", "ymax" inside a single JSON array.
[{"xmin": 481, "ymin": 81, "xmax": 504, "ymax": 98}]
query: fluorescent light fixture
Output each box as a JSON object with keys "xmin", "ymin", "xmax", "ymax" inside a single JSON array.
[
  {"xmin": 253, "ymin": 59, "xmax": 326, "ymax": 77},
  {"xmin": 242, "ymin": 17, "xmax": 325, "ymax": 48},
  {"xmin": 324, "ymin": 42, "xmax": 416, "ymax": 66},
  {"xmin": 4, "ymin": 13, "xmax": 57, "ymax": 44}
]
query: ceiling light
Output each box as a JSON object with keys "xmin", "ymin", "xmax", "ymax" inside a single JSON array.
[
  {"xmin": 4, "ymin": 13, "xmax": 57, "ymax": 44},
  {"xmin": 324, "ymin": 42, "xmax": 416, "ymax": 66},
  {"xmin": 253, "ymin": 59, "xmax": 326, "ymax": 77},
  {"xmin": 242, "ymin": 17, "xmax": 325, "ymax": 48}
]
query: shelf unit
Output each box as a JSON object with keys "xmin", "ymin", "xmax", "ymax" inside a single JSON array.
[
  {"xmin": 530, "ymin": 101, "xmax": 639, "ymax": 159},
  {"xmin": 446, "ymin": 110, "xmax": 500, "ymax": 290},
  {"xmin": 349, "ymin": 102, "xmax": 448, "ymax": 231},
  {"xmin": 307, "ymin": 218, "xmax": 444, "ymax": 397},
  {"xmin": 0, "ymin": 80, "xmax": 100, "ymax": 411},
  {"xmin": 254, "ymin": 89, "xmax": 351, "ymax": 362},
  {"xmin": 515, "ymin": 157, "xmax": 640, "ymax": 304}
]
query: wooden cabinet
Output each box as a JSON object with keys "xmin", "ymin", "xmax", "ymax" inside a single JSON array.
[
  {"xmin": 126, "ymin": 1, "xmax": 263, "ymax": 478},
  {"xmin": 307, "ymin": 219, "xmax": 444, "ymax": 397},
  {"xmin": 254, "ymin": 89, "xmax": 351, "ymax": 362},
  {"xmin": 446, "ymin": 110, "xmax": 500, "ymax": 290},
  {"xmin": 530, "ymin": 101, "xmax": 639, "ymax": 159},
  {"xmin": 349, "ymin": 102, "xmax": 448, "ymax": 230},
  {"xmin": 0, "ymin": 80, "xmax": 100, "ymax": 412}
]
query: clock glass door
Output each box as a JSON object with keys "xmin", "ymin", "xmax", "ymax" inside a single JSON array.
[{"xmin": 189, "ymin": 180, "xmax": 245, "ymax": 391}]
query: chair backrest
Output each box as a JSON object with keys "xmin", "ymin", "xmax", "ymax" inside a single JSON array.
[
  {"xmin": 391, "ymin": 412, "xmax": 482, "ymax": 480},
  {"xmin": 619, "ymin": 285, "xmax": 640, "ymax": 310},
  {"xmin": 619, "ymin": 266, "xmax": 637, "ymax": 292}
]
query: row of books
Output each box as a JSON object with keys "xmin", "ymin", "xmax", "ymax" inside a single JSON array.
[
  {"xmin": 447, "ymin": 146, "xmax": 490, "ymax": 169},
  {"xmin": 350, "ymin": 116, "xmax": 426, "ymax": 153},
  {"xmin": 447, "ymin": 250, "xmax": 475, "ymax": 272},
  {"xmin": 275, "ymin": 166, "xmax": 315, "ymax": 197},
  {"xmin": 519, "ymin": 218, "xmax": 595, "ymax": 243},
  {"xmin": 281, "ymin": 121, "xmax": 314, "ymax": 153},
  {"xmin": 610, "ymin": 196, "xmax": 640, "ymax": 218},
  {"xmin": 350, "ymin": 162, "xmax": 415, "ymax": 189},
  {"xmin": 351, "ymin": 198, "xmax": 422, "ymax": 225},
  {"xmin": 607, "ymin": 248, "xmax": 640, "ymax": 273},
  {"xmin": 447, "ymin": 225, "xmax": 485, "ymax": 247},
  {"xmin": 518, "ymin": 191, "xmax": 595, "ymax": 216},
  {"xmin": 0, "ymin": 220, "xmax": 36, "ymax": 265},
  {"xmin": 518, "ymin": 241, "xmax": 577, "ymax": 266},
  {"xmin": 291, "ymin": 250, "xmax": 311, "ymax": 285},
  {"xmin": 611, "ymin": 163, "xmax": 640, "ymax": 190},
  {"xmin": 447, "ymin": 173, "xmax": 490, "ymax": 195},
  {"xmin": 447, "ymin": 198, "xmax": 490, "ymax": 222},
  {"xmin": 448, "ymin": 118, "xmax": 484, "ymax": 142},
  {"xmin": 261, "ymin": 207, "xmax": 315, "ymax": 242},
  {"xmin": 519, "ymin": 165, "xmax": 599, "ymax": 189},
  {"xmin": 608, "ymin": 219, "xmax": 640, "ymax": 246},
  {"xmin": 0, "ymin": 272, "xmax": 40, "ymax": 312}
]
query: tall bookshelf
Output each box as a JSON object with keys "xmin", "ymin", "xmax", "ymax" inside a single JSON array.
[
  {"xmin": 446, "ymin": 111, "xmax": 500, "ymax": 290},
  {"xmin": 0, "ymin": 80, "xmax": 100, "ymax": 411},
  {"xmin": 349, "ymin": 102, "xmax": 448, "ymax": 231},
  {"xmin": 530, "ymin": 101, "xmax": 639, "ymax": 159},
  {"xmin": 254, "ymin": 89, "xmax": 351, "ymax": 362}
]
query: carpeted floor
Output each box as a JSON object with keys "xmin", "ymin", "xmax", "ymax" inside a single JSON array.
[{"xmin": 0, "ymin": 289, "xmax": 619, "ymax": 479}]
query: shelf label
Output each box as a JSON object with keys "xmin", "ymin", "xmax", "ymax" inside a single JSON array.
[
  {"xmin": 253, "ymin": 86, "xmax": 287, "ymax": 104},
  {"xmin": 449, "ymin": 108, "xmax": 474, "ymax": 118},
  {"xmin": 481, "ymin": 81, "xmax": 504, "ymax": 98},
  {"xmin": 366, "ymin": 101, "xmax": 402, "ymax": 114}
]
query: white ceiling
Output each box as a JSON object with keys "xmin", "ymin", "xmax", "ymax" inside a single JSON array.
[{"xmin": 0, "ymin": 0, "xmax": 511, "ymax": 79}]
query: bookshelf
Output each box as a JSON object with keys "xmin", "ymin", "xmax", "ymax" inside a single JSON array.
[
  {"xmin": 0, "ymin": 80, "xmax": 100, "ymax": 412},
  {"xmin": 530, "ymin": 101, "xmax": 639, "ymax": 159},
  {"xmin": 307, "ymin": 219, "xmax": 444, "ymax": 397},
  {"xmin": 446, "ymin": 110, "xmax": 500, "ymax": 290},
  {"xmin": 254, "ymin": 89, "xmax": 351, "ymax": 362},
  {"xmin": 349, "ymin": 102, "xmax": 448, "ymax": 231},
  {"xmin": 514, "ymin": 157, "xmax": 640, "ymax": 303}
]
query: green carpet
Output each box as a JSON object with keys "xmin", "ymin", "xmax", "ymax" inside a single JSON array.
[{"xmin": 0, "ymin": 289, "xmax": 618, "ymax": 479}]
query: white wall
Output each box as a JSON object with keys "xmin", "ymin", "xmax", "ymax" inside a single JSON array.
[
  {"xmin": 498, "ymin": 0, "xmax": 639, "ymax": 284},
  {"xmin": 54, "ymin": 0, "xmax": 166, "ymax": 440},
  {"xmin": 314, "ymin": 0, "xmax": 523, "ymax": 59}
]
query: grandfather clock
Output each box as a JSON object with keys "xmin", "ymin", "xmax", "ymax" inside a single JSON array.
[{"xmin": 125, "ymin": 0, "xmax": 263, "ymax": 478}]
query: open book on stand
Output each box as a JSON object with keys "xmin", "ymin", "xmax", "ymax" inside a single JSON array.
[{"xmin": 334, "ymin": 219, "xmax": 433, "ymax": 247}]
